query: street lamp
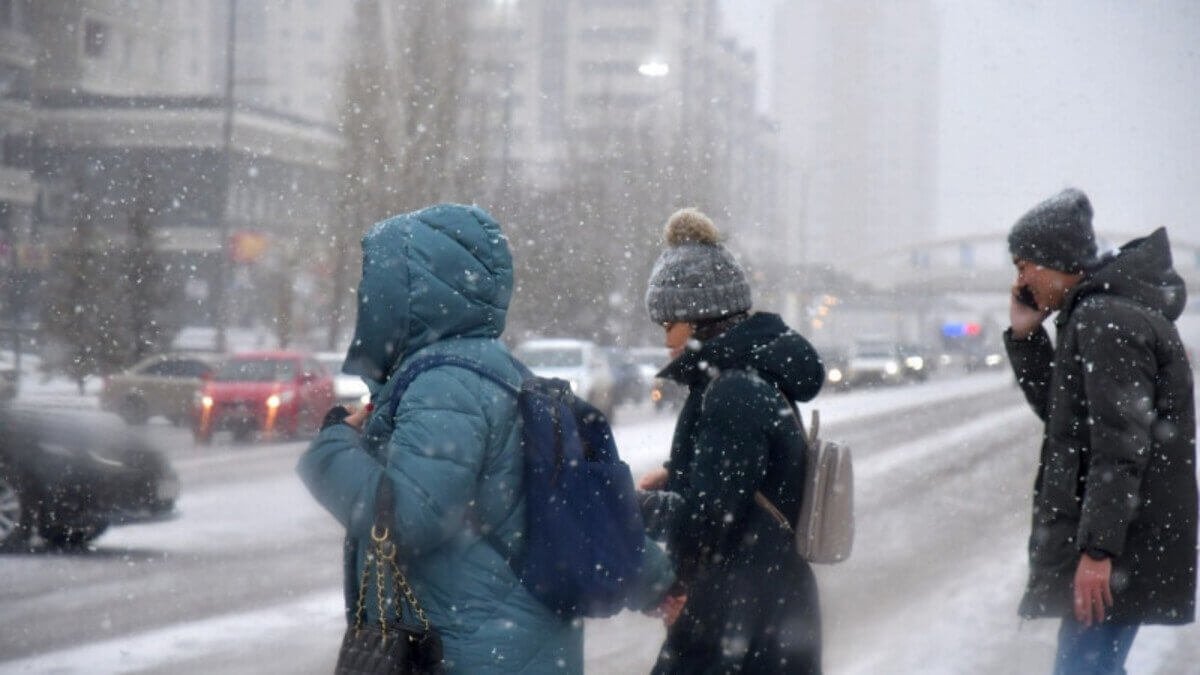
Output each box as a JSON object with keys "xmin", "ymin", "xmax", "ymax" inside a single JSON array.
[{"xmin": 213, "ymin": 0, "xmax": 238, "ymax": 354}]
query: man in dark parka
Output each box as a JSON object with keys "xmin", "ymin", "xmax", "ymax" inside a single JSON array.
[
  {"xmin": 1004, "ymin": 188, "xmax": 1197, "ymax": 674},
  {"xmin": 638, "ymin": 208, "xmax": 826, "ymax": 674}
]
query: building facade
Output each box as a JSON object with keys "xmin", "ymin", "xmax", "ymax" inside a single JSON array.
[
  {"xmin": 0, "ymin": 0, "xmax": 37, "ymax": 323},
  {"xmin": 773, "ymin": 0, "xmax": 940, "ymax": 285},
  {"xmin": 463, "ymin": 0, "xmax": 779, "ymax": 251},
  {"xmin": 10, "ymin": 0, "xmax": 343, "ymax": 344}
]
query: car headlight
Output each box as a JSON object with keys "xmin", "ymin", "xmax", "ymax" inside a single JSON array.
[
  {"xmin": 266, "ymin": 391, "xmax": 295, "ymax": 409},
  {"xmin": 985, "ymin": 354, "xmax": 1003, "ymax": 366},
  {"xmin": 884, "ymin": 361, "xmax": 900, "ymax": 375},
  {"xmin": 827, "ymin": 368, "xmax": 844, "ymax": 383},
  {"xmin": 904, "ymin": 356, "xmax": 924, "ymax": 370}
]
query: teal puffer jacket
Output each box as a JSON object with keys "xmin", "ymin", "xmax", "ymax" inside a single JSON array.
[{"xmin": 298, "ymin": 204, "xmax": 671, "ymax": 673}]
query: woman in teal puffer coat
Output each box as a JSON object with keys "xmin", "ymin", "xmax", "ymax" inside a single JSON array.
[{"xmin": 298, "ymin": 204, "xmax": 672, "ymax": 673}]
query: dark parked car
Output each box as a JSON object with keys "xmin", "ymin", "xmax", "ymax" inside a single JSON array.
[
  {"xmin": 602, "ymin": 347, "xmax": 645, "ymax": 407},
  {"xmin": 0, "ymin": 408, "xmax": 179, "ymax": 550}
]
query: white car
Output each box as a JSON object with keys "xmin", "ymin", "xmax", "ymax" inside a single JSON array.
[
  {"xmin": 315, "ymin": 352, "xmax": 371, "ymax": 408},
  {"xmin": 844, "ymin": 339, "xmax": 906, "ymax": 387},
  {"xmin": 513, "ymin": 338, "xmax": 616, "ymax": 417},
  {"xmin": 629, "ymin": 346, "xmax": 670, "ymax": 385}
]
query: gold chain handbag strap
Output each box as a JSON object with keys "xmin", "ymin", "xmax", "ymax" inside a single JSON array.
[{"xmin": 350, "ymin": 525, "xmax": 432, "ymax": 641}]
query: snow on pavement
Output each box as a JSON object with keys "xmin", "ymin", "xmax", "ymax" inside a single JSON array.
[{"xmin": 0, "ymin": 371, "xmax": 1061, "ymax": 675}]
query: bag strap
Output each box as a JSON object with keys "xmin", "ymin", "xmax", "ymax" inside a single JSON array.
[
  {"xmin": 754, "ymin": 491, "xmax": 793, "ymax": 531},
  {"xmin": 355, "ymin": 466, "xmax": 432, "ymax": 635},
  {"xmin": 385, "ymin": 353, "xmax": 522, "ymax": 419},
  {"xmin": 359, "ymin": 354, "xmax": 524, "ymax": 635},
  {"xmin": 374, "ymin": 352, "xmax": 527, "ymax": 577}
]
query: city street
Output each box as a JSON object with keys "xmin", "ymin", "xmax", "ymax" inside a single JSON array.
[{"xmin": 1, "ymin": 371, "xmax": 1198, "ymax": 673}]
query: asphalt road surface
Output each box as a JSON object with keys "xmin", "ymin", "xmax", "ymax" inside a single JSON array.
[{"xmin": 2, "ymin": 372, "xmax": 1197, "ymax": 673}]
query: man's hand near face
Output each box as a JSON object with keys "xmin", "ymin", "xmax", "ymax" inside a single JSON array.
[{"xmin": 1009, "ymin": 283, "xmax": 1051, "ymax": 339}]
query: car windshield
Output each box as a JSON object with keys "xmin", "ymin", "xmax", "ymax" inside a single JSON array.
[
  {"xmin": 215, "ymin": 359, "xmax": 296, "ymax": 382},
  {"xmin": 516, "ymin": 347, "xmax": 583, "ymax": 368},
  {"xmin": 854, "ymin": 343, "xmax": 894, "ymax": 358},
  {"xmin": 316, "ymin": 357, "xmax": 344, "ymax": 374}
]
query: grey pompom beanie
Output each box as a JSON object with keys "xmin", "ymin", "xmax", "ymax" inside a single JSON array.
[
  {"xmin": 1007, "ymin": 188, "xmax": 1097, "ymax": 273},
  {"xmin": 645, "ymin": 208, "xmax": 752, "ymax": 324}
]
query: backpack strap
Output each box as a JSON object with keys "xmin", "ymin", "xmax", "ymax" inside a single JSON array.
[
  {"xmin": 385, "ymin": 353, "xmax": 521, "ymax": 419},
  {"xmin": 377, "ymin": 352, "xmax": 525, "ymax": 563}
]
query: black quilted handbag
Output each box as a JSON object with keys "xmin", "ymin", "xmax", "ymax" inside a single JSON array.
[{"xmin": 335, "ymin": 480, "xmax": 443, "ymax": 674}]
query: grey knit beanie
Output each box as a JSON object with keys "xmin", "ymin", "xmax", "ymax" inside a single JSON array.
[
  {"xmin": 645, "ymin": 208, "xmax": 752, "ymax": 324},
  {"xmin": 1007, "ymin": 188, "xmax": 1097, "ymax": 273}
]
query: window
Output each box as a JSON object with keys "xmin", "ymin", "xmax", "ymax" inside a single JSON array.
[
  {"xmin": 215, "ymin": 359, "xmax": 296, "ymax": 383},
  {"xmin": 148, "ymin": 359, "xmax": 213, "ymax": 378},
  {"xmin": 0, "ymin": 62, "xmax": 31, "ymax": 101},
  {"xmin": 579, "ymin": 27, "xmax": 653, "ymax": 43},
  {"xmin": 84, "ymin": 19, "xmax": 108, "ymax": 58},
  {"xmin": 176, "ymin": 360, "xmax": 214, "ymax": 378}
]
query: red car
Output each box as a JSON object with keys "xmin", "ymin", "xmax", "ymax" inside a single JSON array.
[{"xmin": 193, "ymin": 351, "xmax": 334, "ymax": 444}]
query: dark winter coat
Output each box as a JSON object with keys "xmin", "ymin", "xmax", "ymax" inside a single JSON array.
[
  {"xmin": 643, "ymin": 312, "xmax": 826, "ymax": 674},
  {"xmin": 1005, "ymin": 227, "xmax": 1198, "ymax": 625}
]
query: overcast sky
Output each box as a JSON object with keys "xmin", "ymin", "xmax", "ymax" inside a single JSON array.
[{"xmin": 721, "ymin": 1, "xmax": 1200, "ymax": 247}]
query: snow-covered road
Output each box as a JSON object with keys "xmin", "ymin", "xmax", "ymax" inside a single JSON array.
[{"xmin": 2, "ymin": 371, "xmax": 1197, "ymax": 674}]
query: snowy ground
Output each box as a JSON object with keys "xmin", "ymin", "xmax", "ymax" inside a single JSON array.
[{"xmin": 1, "ymin": 367, "xmax": 1198, "ymax": 673}]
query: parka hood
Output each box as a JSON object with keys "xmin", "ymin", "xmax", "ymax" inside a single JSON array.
[
  {"xmin": 343, "ymin": 204, "xmax": 513, "ymax": 384},
  {"xmin": 661, "ymin": 312, "xmax": 824, "ymax": 404},
  {"xmin": 1062, "ymin": 227, "xmax": 1186, "ymax": 324}
]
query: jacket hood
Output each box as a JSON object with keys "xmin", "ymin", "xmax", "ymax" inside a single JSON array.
[
  {"xmin": 343, "ymin": 204, "xmax": 513, "ymax": 384},
  {"xmin": 1062, "ymin": 227, "xmax": 1186, "ymax": 323},
  {"xmin": 661, "ymin": 312, "xmax": 823, "ymax": 403}
]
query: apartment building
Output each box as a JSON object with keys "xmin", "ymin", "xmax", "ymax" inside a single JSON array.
[
  {"xmin": 773, "ymin": 0, "xmax": 940, "ymax": 281},
  {"xmin": 0, "ymin": 0, "xmax": 37, "ymax": 321},
  {"xmin": 16, "ymin": 0, "xmax": 343, "ymax": 332},
  {"xmin": 464, "ymin": 0, "xmax": 777, "ymax": 235}
]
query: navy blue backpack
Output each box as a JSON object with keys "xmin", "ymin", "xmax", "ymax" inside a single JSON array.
[{"xmin": 383, "ymin": 353, "xmax": 646, "ymax": 619}]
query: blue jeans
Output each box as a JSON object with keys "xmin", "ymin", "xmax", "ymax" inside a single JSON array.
[{"xmin": 1053, "ymin": 616, "xmax": 1139, "ymax": 675}]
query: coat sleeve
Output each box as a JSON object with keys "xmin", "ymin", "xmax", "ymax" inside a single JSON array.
[
  {"xmin": 622, "ymin": 537, "xmax": 677, "ymax": 611},
  {"xmin": 297, "ymin": 368, "xmax": 492, "ymax": 558},
  {"xmin": 669, "ymin": 373, "xmax": 772, "ymax": 580},
  {"xmin": 1075, "ymin": 302, "xmax": 1158, "ymax": 558},
  {"xmin": 1004, "ymin": 325, "xmax": 1055, "ymax": 421}
]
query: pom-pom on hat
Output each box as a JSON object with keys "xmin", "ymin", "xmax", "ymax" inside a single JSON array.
[
  {"xmin": 645, "ymin": 208, "xmax": 752, "ymax": 324},
  {"xmin": 1008, "ymin": 188, "xmax": 1097, "ymax": 273}
]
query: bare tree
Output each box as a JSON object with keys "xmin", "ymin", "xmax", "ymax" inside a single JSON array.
[
  {"xmin": 40, "ymin": 166, "xmax": 182, "ymax": 391},
  {"xmin": 322, "ymin": 0, "xmax": 487, "ymax": 350}
]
